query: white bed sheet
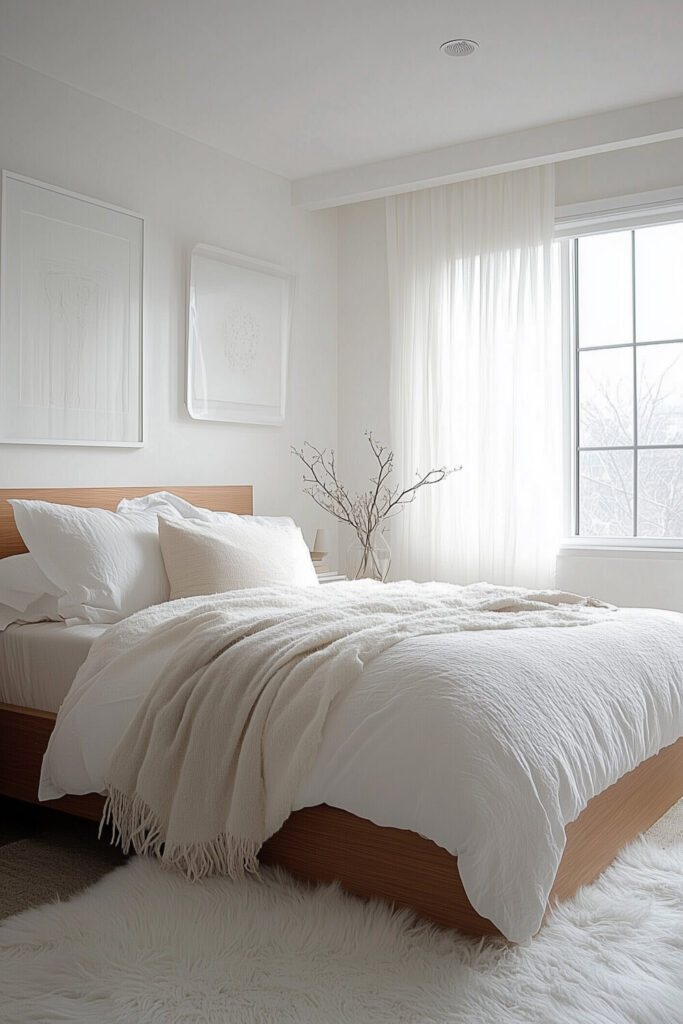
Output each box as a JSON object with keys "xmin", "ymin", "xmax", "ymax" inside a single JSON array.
[{"xmin": 0, "ymin": 622, "xmax": 107, "ymax": 713}]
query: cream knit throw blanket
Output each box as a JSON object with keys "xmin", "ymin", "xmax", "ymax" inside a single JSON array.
[{"xmin": 98, "ymin": 580, "xmax": 611, "ymax": 880}]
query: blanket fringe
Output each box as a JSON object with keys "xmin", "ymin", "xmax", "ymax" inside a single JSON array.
[{"xmin": 99, "ymin": 787, "xmax": 260, "ymax": 883}]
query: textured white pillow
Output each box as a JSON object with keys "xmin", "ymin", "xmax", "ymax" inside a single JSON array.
[
  {"xmin": 0, "ymin": 593, "xmax": 62, "ymax": 632},
  {"xmin": 9, "ymin": 500, "xmax": 180, "ymax": 624},
  {"xmin": 158, "ymin": 515, "xmax": 319, "ymax": 599},
  {"xmin": 0, "ymin": 553, "xmax": 61, "ymax": 612},
  {"xmin": 118, "ymin": 491, "xmax": 294, "ymax": 530}
]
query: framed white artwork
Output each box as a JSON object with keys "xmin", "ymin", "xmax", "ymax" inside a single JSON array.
[
  {"xmin": 0, "ymin": 171, "xmax": 143, "ymax": 447},
  {"xmin": 187, "ymin": 243, "xmax": 294, "ymax": 425}
]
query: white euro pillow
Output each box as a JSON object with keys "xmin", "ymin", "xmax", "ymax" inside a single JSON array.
[
  {"xmin": 0, "ymin": 553, "xmax": 63, "ymax": 630},
  {"xmin": 158, "ymin": 514, "xmax": 319, "ymax": 599},
  {"xmin": 0, "ymin": 593, "xmax": 62, "ymax": 632},
  {"xmin": 117, "ymin": 491, "xmax": 294, "ymax": 530},
  {"xmin": 9, "ymin": 500, "xmax": 180, "ymax": 624},
  {"xmin": 0, "ymin": 553, "xmax": 61, "ymax": 613}
]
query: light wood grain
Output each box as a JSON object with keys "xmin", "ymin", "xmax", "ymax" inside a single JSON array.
[
  {"xmin": 261, "ymin": 803, "xmax": 502, "ymax": 935},
  {"xmin": 0, "ymin": 486, "xmax": 253, "ymax": 558},
  {"xmin": 553, "ymin": 734, "xmax": 683, "ymax": 900},
  {"xmin": 0, "ymin": 703, "xmax": 104, "ymax": 821}
]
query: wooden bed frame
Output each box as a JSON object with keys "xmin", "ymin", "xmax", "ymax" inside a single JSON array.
[{"xmin": 0, "ymin": 486, "xmax": 681, "ymax": 939}]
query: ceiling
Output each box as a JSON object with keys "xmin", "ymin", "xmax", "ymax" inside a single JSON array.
[{"xmin": 1, "ymin": 0, "xmax": 683, "ymax": 181}]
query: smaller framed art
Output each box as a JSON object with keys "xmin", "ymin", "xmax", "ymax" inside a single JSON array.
[
  {"xmin": 187, "ymin": 244, "xmax": 294, "ymax": 426},
  {"xmin": 0, "ymin": 171, "xmax": 143, "ymax": 447}
]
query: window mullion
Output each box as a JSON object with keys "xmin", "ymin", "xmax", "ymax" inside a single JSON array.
[
  {"xmin": 631, "ymin": 230, "xmax": 638, "ymax": 538},
  {"xmin": 573, "ymin": 238, "xmax": 580, "ymax": 536}
]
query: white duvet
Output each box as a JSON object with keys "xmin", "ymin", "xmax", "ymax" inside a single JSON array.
[{"xmin": 40, "ymin": 584, "xmax": 683, "ymax": 941}]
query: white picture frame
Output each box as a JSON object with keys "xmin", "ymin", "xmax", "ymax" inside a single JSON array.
[
  {"xmin": 186, "ymin": 243, "xmax": 294, "ymax": 426},
  {"xmin": 0, "ymin": 171, "xmax": 144, "ymax": 447}
]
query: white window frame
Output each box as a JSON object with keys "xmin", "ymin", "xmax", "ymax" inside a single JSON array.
[{"xmin": 557, "ymin": 185, "xmax": 683, "ymax": 555}]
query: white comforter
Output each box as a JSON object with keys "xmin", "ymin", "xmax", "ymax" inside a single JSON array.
[{"xmin": 39, "ymin": 585, "xmax": 683, "ymax": 941}]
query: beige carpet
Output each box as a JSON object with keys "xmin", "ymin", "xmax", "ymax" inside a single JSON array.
[{"xmin": 0, "ymin": 803, "xmax": 125, "ymax": 920}]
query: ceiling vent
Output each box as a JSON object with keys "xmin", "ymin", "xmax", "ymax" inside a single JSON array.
[{"xmin": 440, "ymin": 39, "xmax": 479, "ymax": 58}]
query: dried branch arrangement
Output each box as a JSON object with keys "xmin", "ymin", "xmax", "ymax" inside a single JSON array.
[{"xmin": 291, "ymin": 433, "xmax": 460, "ymax": 579}]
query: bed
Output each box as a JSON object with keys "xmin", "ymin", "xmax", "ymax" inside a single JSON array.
[{"xmin": 0, "ymin": 485, "xmax": 681, "ymax": 940}]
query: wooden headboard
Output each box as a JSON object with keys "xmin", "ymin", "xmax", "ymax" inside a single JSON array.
[{"xmin": 0, "ymin": 486, "xmax": 253, "ymax": 559}]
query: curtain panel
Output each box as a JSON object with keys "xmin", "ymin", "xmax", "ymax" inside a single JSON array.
[{"xmin": 386, "ymin": 166, "xmax": 562, "ymax": 588}]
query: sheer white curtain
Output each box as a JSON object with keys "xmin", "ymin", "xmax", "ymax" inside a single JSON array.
[{"xmin": 386, "ymin": 166, "xmax": 562, "ymax": 588}]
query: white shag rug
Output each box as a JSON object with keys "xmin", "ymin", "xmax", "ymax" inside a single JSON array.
[{"xmin": 1, "ymin": 834, "xmax": 682, "ymax": 1024}]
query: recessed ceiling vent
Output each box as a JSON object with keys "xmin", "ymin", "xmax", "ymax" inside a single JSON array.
[{"xmin": 440, "ymin": 39, "xmax": 479, "ymax": 58}]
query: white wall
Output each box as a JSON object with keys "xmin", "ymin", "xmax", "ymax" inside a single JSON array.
[
  {"xmin": 0, "ymin": 56, "xmax": 338, "ymax": 556},
  {"xmin": 2, "ymin": 55, "xmax": 681, "ymax": 599},
  {"xmin": 555, "ymin": 548, "xmax": 683, "ymax": 611},
  {"xmin": 336, "ymin": 198, "xmax": 391, "ymax": 565},
  {"xmin": 337, "ymin": 140, "xmax": 683, "ymax": 608},
  {"xmin": 555, "ymin": 138, "xmax": 683, "ymax": 206}
]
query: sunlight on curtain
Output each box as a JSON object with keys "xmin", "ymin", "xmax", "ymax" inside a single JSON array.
[{"xmin": 386, "ymin": 166, "xmax": 562, "ymax": 588}]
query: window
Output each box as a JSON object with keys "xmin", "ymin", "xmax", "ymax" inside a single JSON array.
[{"xmin": 571, "ymin": 222, "xmax": 683, "ymax": 542}]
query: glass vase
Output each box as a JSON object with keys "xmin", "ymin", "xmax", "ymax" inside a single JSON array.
[{"xmin": 345, "ymin": 529, "xmax": 391, "ymax": 582}]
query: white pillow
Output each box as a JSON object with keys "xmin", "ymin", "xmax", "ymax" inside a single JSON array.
[
  {"xmin": 0, "ymin": 593, "xmax": 62, "ymax": 632},
  {"xmin": 0, "ymin": 553, "xmax": 61, "ymax": 612},
  {"xmin": 158, "ymin": 514, "xmax": 319, "ymax": 599},
  {"xmin": 9, "ymin": 500, "xmax": 180, "ymax": 624},
  {"xmin": 117, "ymin": 491, "xmax": 295, "ymax": 530}
]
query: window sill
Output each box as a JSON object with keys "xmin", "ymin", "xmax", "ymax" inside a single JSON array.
[{"xmin": 558, "ymin": 541, "xmax": 683, "ymax": 560}]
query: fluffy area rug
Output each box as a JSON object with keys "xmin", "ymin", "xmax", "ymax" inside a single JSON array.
[{"xmin": 1, "ymin": 835, "xmax": 681, "ymax": 1024}]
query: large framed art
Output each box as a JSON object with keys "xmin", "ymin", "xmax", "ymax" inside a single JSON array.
[
  {"xmin": 0, "ymin": 171, "xmax": 144, "ymax": 447},
  {"xmin": 186, "ymin": 244, "xmax": 294, "ymax": 426}
]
